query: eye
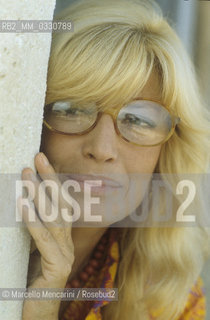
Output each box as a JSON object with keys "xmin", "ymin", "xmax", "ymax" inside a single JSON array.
[
  {"xmin": 64, "ymin": 107, "xmax": 86, "ymax": 115},
  {"xmin": 122, "ymin": 113, "xmax": 156, "ymax": 128},
  {"xmin": 50, "ymin": 101, "xmax": 98, "ymax": 117}
]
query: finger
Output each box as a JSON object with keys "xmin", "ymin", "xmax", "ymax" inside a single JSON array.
[
  {"xmin": 21, "ymin": 167, "xmax": 59, "ymax": 224},
  {"xmin": 21, "ymin": 163, "xmax": 73, "ymax": 257},
  {"xmin": 34, "ymin": 153, "xmax": 74, "ymax": 240},
  {"xmin": 34, "ymin": 152, "xmax": 63, "ymax": 194},
  {"xmin": 34, "ymin": 153, "xmax": 73, "ymax": 224},
  {"xmin": 17, "ymin": 196, "xmax": 62, "ymax": 264}
]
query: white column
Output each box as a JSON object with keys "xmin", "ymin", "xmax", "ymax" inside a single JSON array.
[
  {"xmin": 0, "ymin": 1, "xmax": 56, "ymax": 319},
  {"xmin": 196, "ymin": 1, "xmax": 210, "ymax": 106},
  {"xmin": 174, "ymin": 0, "xmax": 197, "ymax": 58}
]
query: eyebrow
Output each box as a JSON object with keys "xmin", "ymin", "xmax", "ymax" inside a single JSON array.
[{"xmin": 133, "ymin": 97, "xmax": 163, "ymax": 104}]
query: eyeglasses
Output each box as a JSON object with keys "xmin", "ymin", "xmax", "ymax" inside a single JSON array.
[{"xmin": 43, "ymin": 100, "xmax": 180, "ymax": 147}]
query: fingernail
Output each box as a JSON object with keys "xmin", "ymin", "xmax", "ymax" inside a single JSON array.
[
  {"xmin": 40, "ymin": 153, "xmax": 49, "ymax": 166},
  {"xmin": 22, "ymin": 169, "xmax": 35, "ymax": 181},
  {"xmin": 30, "ymin": 171, "xmax": 37, "ymax": 182}
]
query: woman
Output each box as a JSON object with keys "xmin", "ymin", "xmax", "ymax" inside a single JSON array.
[{"xmin": 18, "ymin": 0, "xmax": 210, "ymax": 319}]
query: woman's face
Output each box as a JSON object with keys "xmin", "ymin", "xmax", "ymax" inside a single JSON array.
[{"xmin": 41, "ymin": 74, "xmax": 162, "ymax": 227}]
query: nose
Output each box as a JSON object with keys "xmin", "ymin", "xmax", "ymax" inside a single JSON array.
[{"xmin": 81, "ymin": 114, "xmax": 118, "ymax": 163}]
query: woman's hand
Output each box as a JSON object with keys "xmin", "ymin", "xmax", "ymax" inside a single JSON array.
[{"xmin": 17, "ymin": 152, "xmax": 74, "ymax": 320}]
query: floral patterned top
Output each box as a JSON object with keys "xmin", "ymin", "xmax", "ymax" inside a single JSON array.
[{"xmin": 61, "ymin": 229, "xmax": 207, "ymax": 320}]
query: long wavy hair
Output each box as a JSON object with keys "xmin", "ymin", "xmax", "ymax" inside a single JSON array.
[{"xmin": 44, "ymin": 0, "xmax": 210, "ymax": 319}]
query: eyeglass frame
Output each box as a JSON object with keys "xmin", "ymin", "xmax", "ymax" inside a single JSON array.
[{"xmin": 43, "ymin": 99, "xmax": 181, "ymax": 147}]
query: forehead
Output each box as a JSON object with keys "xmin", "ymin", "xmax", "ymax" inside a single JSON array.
[
  {"xmin": 134, "ymin": 73, "xmax": 162, "ymax": 103},
  {"xmin": 96, "ymin": 72, "xmax": 163, "ymax": 113},
  {"xmin": 46, "ymin": 72, "xmax": 163, "ymax": 112}
]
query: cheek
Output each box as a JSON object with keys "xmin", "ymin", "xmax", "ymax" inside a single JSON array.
[
  {"xmin": 126, "ymin": 146, "xmax": 161, "ymax": 173},
  {"xmin": 40, "ymin": 130, "xmax": 81, "ymax": 172},
  {"xmin": 122, "ymin": 147, "xmax": 161, "ymax": 218},
  {"xmin": 147, "ymin": 146, "xmax": 161, "ymax": 168}
]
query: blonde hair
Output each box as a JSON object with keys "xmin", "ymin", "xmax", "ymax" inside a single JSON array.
[{"xmin": 45, "ymin": 0, "xmax": 210, "ymax": 319}]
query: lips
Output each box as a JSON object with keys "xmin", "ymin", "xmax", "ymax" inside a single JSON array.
[{"xmin": 62, "ymin": 173, "xmax": 123, "ymax": 188}]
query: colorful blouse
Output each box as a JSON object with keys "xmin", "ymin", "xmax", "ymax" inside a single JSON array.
[{"xmin": 61, "ymin": 229, "xmax": 206, "ymax": 320}]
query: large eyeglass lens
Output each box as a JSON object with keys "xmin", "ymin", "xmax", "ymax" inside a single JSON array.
[
  {"xmin": 44, "ymin": 101, "xmax": 98, "ymax": 134},
  {"xmin": 44, "ymin": 100, "xmax": 173, "ymax": 146},
  {"xmin": 117, "ymin": 100, "xmax": 172, "ymax": 145}
]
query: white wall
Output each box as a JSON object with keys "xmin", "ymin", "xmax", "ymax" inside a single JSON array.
[{"xmin": 0, "ymin": 1, "xmax": 56, "ymax": 319}]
